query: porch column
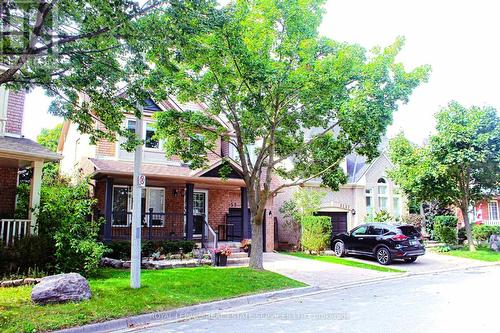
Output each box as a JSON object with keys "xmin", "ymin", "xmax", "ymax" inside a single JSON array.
[
  {"xmin": 241, "ymin": 187, "xmax": 250, "ymax": 239},
  {"xmin": 103, "ymin": 177, "xmax": 113, "ymax": 242},
  {"xmin": 185, "ymin": 183, "xmax": 194, "ymax": 240},
  {"xmin": 29, "ymin": 160, "xmax": 43, "ymax": 235}
]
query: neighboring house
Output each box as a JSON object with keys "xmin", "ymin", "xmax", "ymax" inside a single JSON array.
[
  {"xmin": 455, "ymin": 196, "xmax": 500, "ymax": 227},
  {"xmin": 0, "ymin": 86, "xmax": 61, "ymax": 245},
  {"xmin": 274, "ymin": 152, "xmax": 407, "ymax": 246},
  {"xmin": 58, "ymin": 97, "xmax": 275, "ymax": 251}
]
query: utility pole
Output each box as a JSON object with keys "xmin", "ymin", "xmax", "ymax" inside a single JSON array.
[{"xmin": 131, "ymin": 107, "xmax": 144, "ymax": 289}]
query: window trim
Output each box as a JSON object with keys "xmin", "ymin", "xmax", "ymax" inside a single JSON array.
[
  {"xmin": 111, "ymin": 185, "xmax": 131, "ymax": 227},
  {"xmin": 488, "ymin": 201, "xmax": 499, "ymax": 220}
]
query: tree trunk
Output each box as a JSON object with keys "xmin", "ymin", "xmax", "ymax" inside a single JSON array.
[
  {"xmin": 249, "ymin": 214, "xmax": 264, "ymax": 270},
  {"xmin": 461, "ymin": 205, "xmax": 476, "ymax": 252}
]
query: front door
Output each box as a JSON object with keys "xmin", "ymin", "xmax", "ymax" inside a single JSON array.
[{"xmin": 192, "ymin": 191, "xmax": 207, "ymax": 236}]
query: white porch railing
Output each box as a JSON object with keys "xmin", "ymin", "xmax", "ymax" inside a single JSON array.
[
  {"xmin": 0, "ymin": 219, "xmax": 31, "ymax": 247},
  {"xmin": 483, "ymin": 220, "xmax": 500, "ymax": 226}
]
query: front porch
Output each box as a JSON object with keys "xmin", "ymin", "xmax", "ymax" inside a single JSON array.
[
  {"xmin": 96, "ymin": 177, "xmax": 252, "ymax": 248},
  {"xmin": 0, "ymin": 136, "xmax": 61, "ymax": 246}
]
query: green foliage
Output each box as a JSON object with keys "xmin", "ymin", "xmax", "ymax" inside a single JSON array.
[
  {"xmin": 371, "ymin": 210, "xmax": 394, "ymax": 222},
  {"xmin": 401, "ymin": 214, "xmax": 423, "ymax": 229},
  {"xmin": 388, "ymin": 103, "xmax": 500, "ymax": 247},
  {"xmin": 433, "ymin": 216, "xmax": 458, "ymax": 245},
  {"xmin": 300, "ymin": 216, "xmax": 331, "ymax": 253},
  {"xmin": 37, "ymin": 124, "xmax": 63, "ymax": 181},
  {"xmin": 38, "ymin": 178, "xmax": 106, "ymax": 276},
  {"xmin": 106, "ymin": 240, "xmax": 197, "ymax": 260},
  {"xmin": 279, "ymin": 188, "xmax": 326, "ymax": 225},
  {"xmin": 472, "ymin": 224, "xmax": 500, "ymax": 242},
  {"xmin": 14, "ymin": 183, "xmax": 30, "ymax": 219}
]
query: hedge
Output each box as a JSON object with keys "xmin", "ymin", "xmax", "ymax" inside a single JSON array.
[
  {"xmin": 433, "ymin": 215, "xmax": 457, "ymax": 245},
  {"xmin": 106, "ymin": 240, "xmax": 196, "ymax": 260},
  {"xmin": 301, "ymin": 216, "xmax": 331, "ymax": 253}
]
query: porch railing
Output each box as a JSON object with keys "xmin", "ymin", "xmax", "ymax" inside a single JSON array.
[
  {"xmin": 483, "ymin": 219, "xmax": 500, "ymax": 226},
  {"xmin": 201, "ymin": 218, "xmax": 217, "ymax": 250},
  {"xmin": 110, "ymin": 210, "xmax": 185, "ymax": 241},
  {"xmin": 218, "ymin": 223, "xmax": 236, "ymax": 241},
  {"xmin": 0, "ymin": 219, "xmax": 31, "ymax": 247}
]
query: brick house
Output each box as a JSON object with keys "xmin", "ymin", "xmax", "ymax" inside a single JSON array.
[
  {"xmin": 0, "ymin": 86, "xmax": 61, "ymax": 245},
  {"xmin": 455, "ymin": 196, "xmax": 500, "ymax": 228},
  {"xmin": 58, "ymin": 97, "xmax": 275, "ymax": 251},
  {"xmin": 274, "ymin": 152, "xmax": 408, "ymax": 246}
]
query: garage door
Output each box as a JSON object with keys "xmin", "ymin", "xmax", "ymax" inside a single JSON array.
[{"xmin": 315, "ymin": 212, "xmax": 348, "ymax": 235}]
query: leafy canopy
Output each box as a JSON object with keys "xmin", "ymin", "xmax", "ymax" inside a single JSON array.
[
  {"xmin": 151, "ymin": 0, "xmax": 430, "ymax": 194},
  {"xmin": 389, "ymin": 102, "xmax": 500, "ymax": 207}
]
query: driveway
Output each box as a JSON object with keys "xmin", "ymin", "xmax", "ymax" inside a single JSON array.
[
  {"xmin": 262, "ymin": 252, "xmax": 397, "ymax": 288},
  {"xmin": 344, "ymin": 251, "xmax": 496, "ymax": 274}
]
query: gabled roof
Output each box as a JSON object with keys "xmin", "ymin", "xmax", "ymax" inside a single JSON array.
[
  {"xmin": 192, "ymin": 159, "xmax": 243, "ymax": 179},
  {"xmin": 0, "ymin": 136, "xmax": 62, "ymax": 161},
  {"xmin": 348, "ymin": 151, "xmax": 393, "ymax": 184}
]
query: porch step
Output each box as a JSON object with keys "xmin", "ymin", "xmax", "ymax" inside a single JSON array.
[
  {"xmin": 227, "ymin": 257, "xmax": 250, "ymax": 266},
  {"xmin": 231, "ymin": 252, "xmax": 249, "ymax": 259}
]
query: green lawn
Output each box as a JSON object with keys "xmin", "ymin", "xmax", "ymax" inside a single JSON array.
[
  {"xmin": 435, "ymin": 247, "xmax": 500, "ymax": 262},
  {"xmin": 285, "ymin": 252, "xmax": 405, "ymax": 273},
  {"xmin": 0, "ymin": 267, "xmax": 305, "ymax": 333}
]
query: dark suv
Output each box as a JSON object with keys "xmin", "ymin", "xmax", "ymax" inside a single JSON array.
[{"xmin": 330, "ymin": 223, "xmax": 425, "ymax": 265}]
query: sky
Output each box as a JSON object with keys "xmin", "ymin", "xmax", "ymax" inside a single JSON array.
[{"xmin": 23, "ymin": 0, "xmax": 500, "ymax": 144}]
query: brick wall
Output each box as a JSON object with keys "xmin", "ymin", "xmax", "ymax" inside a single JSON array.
[
  {"xmin": 95, "ymin": 122, "xmax": 116, "ymax": 157},
  {"xmin": 207, "ymin": 188, "xmax": 241, "ymax": 231},
  {"xmin": 0, "ymin": 167, "xmax": 18, "ymax": 218},
  {"xmin": 5, "ymin": 90, "xmax": 25, "ymax": 135}
]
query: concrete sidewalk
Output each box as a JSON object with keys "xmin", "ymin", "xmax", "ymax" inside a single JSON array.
[{"xmin": 263, "ymin": 252, "xmax": 399, "ymax": 288}]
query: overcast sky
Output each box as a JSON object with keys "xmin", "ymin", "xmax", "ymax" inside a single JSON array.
[{"xmin": 23, "ymin": 0, "xmax": 500, "ymax": 144}]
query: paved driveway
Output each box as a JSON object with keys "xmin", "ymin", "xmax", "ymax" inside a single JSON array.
[
  {"xmin": 263, "ymin": 252, "xmax": 397, "ymax": 288},
  {"xmin": 344, "ymin": 251, "xmax": 495, "ymax": 274}
]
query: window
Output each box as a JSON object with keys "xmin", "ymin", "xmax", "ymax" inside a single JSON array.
[
  {"xmin": 367, "ymin": 226, "xmax": 387, "ymax": 236},
  {"xmin": 352, "ymin": 226, "xmax": 368, "ymax": 236},
  {"xmin": 127, "ymin": 119, "xmax": 136, "ymax": 133},
  {"xmin": 111, "ymin": 186, "xmax": 165, "ymax": 227},
  {"xmin": 377, "ymin": 177, "xmax": 388, "ymax": 210},
  {"xmin": 145, "ymin": 123, "xmax": 159, "ymax": 149},
  {"xmin": 365, "ymin": 188, "xmax": 373, "ymax": 214},
  {"xmin": 112, "ymin": 186, "xmax": 129, "ymax": 226},
  {"xmin": 393, "ymin": 197, "xmax": 401, "ymax": 217},
  {"xmin": 378, "ymin": 197, "xmax": 388, "ymax": 210},
  {"xmin": 189, "ymin": 134, "xmax": 205, "ymax": 156},
  {"xmin": 489, "ymin": 201, "xmax": 499, "ymax": 220}
]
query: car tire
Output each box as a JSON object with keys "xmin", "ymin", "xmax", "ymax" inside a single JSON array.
[
  {"xmin": 404, "ymin": 257, "xmax": 418, "ymax": 263},
  {"xmin": 376, "ymin": 247, "xmax": 392, "ymax": 265},
  {"xmin": 333, "ymin": 241, "xmax": 346, "ymax": 257}
]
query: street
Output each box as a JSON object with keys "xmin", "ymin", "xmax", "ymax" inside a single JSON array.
[{"xmin": 119, "ymin": 266, "xmax": 500, "ymax": 333}]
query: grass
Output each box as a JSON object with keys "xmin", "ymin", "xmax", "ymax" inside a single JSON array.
[
  {"xmin": 0, "ymin": 267, "xmax": 305, "ymax": 333},
  {"xmin": 434, "ymin": 246, "xmax": 500, "ymax": 262},
  {"xmin": 284, "ymin": 252, "xmax": 405, "ymax": 273}
]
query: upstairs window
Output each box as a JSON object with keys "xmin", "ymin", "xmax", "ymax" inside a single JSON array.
[{"xmin": 145, "ymin": 123, "xmax": 159, "ymax": 149}]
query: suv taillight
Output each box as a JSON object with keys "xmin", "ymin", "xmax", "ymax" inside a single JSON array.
[{"xmin": 391, "ymin": 234, "xmax": 409, "ymax": 241}]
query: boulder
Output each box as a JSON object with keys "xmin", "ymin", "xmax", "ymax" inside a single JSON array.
[
  {"xmin": 489, "ymin": 234, "xmax": 500, "ymax": 252},
  {"xmin": 100, "ymin": 257, "xmax": 123, "ymax": 268},
  {"xmin": 31, "ymin": 273, "xmax": 91, "ymax": 305}
]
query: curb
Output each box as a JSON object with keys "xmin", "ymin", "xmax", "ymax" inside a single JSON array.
[{"xmin": 54, "ymin": 286, "xmax": 320, "ymax": 333}]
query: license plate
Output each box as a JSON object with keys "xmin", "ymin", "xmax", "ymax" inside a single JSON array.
[{"xmin": 410, "ymin": 240, "xmax": 419, "ymax": 246}]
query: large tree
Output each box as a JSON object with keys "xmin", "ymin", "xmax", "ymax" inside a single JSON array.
[
  {"xmin": 150, "ymin": 0, "xmax": 430, "ymax": 269},
  {"xmin": 1, "ymin": 0, "xmax": 211, "ymax": 145},
  {"xmin": 389, "ymin": 102, "xmax": 500, "ymax": 250}
]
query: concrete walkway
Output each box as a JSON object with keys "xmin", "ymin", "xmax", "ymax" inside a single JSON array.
[{"xmin": 263, "ymin": 252, "xmax": 397, "ymax": 288}]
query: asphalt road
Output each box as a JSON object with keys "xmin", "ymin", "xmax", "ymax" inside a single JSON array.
[{"xmin": 119, "ymin": 265, "xmax": 500, "ymax": 333}]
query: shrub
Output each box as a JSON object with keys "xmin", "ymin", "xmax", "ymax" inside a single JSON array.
[
  {"xmin": 372, "ymin": 210, "xmax": 394, "ymax": 223},
  {"xmin": 472, "ymin": 224, "xmax": 500, "ymax": 242},
  {"xmin": 106, "ymin": 240, "xmax": 197, "ymax": 260},
  {"xmin": 433, "ymin": 215, "xmax": 458, "ymax": 245},
  {"xmin": 401, "ymin": 214, "xmax": 423, "ymax": 230},
  {"xmin": 457, "ymin": 227, "xmax": 467, "ymax": 244},
  {"xmin": 301, "ymin": 216, "xmax": 331, "ymax": 253},
  {"xmin": 38, "ymin": 178, "xmax": 106, "ymax": 276}
]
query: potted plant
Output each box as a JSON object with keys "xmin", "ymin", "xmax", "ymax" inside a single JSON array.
[
  {"xmin": 214, "ymin": 245, "xmax": 232, "ymax": 266},
  {"xmin": 240, "ymin": 239, "xmax": 252, "ymax": 257}
]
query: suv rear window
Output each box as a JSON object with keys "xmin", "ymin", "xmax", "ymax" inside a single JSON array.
[{"xmin": 397, "ymin": 226, "xmax": 421, "ymax": 238}]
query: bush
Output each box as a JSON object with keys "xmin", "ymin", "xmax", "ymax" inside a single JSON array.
[
  {"xmin": 401, "ymin": 214, "xmax": 423, "ymax": 230},
  {"xmin": 372, "ymin": 210, "xmax": 394, "ymax": 223},
  {"xmin": 301, "ymin": 216, "xmax": 331, "ymax": 253},
  {"xmin": 457, "ymin": 227, "xmax": 467, "ymax": 244},
  {"xmin": 38, "ymin": 178, "xmax": 106, "ymax": 276},
  {"xmin": 433, "ymin": 215, "xmax": 458, "ymax": 245},
  {"xmin": 106, "ymin": 240, "xmax": 197, "ymax": 260},
  {"xmin": 472, "ymin": 224, "xmax": 500, "ymax": 242}
]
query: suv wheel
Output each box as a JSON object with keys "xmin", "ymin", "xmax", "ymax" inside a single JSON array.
[
  {"xmin": 333, "ymin": 241, "xmax": 345, "ymax": 257},
  {"xmin": 404, "ymin": 257, "xmax": 417, "ymax": 263},
  {"xmin": 376, "ymin": 247, "xmax": 392, "ymax": 265}
]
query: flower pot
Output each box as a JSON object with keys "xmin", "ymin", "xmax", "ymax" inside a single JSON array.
[{"xmin": 218, "ymin": 254, "xmax": 228, "ymax": 266}]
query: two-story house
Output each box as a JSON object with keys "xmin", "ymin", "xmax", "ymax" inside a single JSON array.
[
  {"xmin": 0, "ymin": 85, "xmax": 61, "ymax": 245},
  {"xmin": 274, "ymin": 151, "xmax": 407, "ymax": 246},
  {"xmin": 58, "ymin": 97, "xmax": 275, "ymax": 251}
]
